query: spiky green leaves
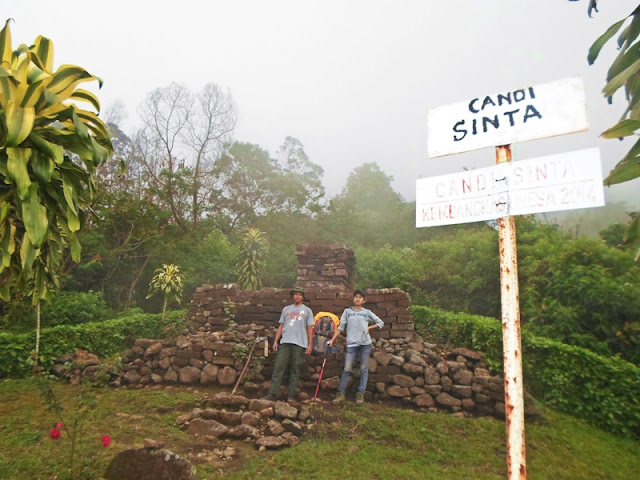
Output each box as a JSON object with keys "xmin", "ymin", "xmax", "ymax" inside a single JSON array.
[
  {"xmin": 236, "ymin": 228, "xmax": 268, "ymax": 291},
  {"xmin": 147, "ymin": 264, "xmax": 185, "ymax": 320},
  {"xmin": 0, "ymin": 19, "xmax": 113, "ymax": 303}
]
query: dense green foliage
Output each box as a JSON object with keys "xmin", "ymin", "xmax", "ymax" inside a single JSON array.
[
  {"xmin": 0, "ymin": 310, "xmax": 186, "ymax": 377},
  {"xmin": 1, "ymin": 291, "xmax": 112, "ymax": 334},
  {"xmin": 413, "ymin": 306, "xmax": 640, "ymax": 438}
]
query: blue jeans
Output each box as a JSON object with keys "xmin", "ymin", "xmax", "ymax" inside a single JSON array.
[{"xmin": 338, "ymin": 344, "xmax": 372, "ymax": 394}]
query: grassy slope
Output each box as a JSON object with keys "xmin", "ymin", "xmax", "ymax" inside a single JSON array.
[{"xmin": 0, "ymin": 380, "xmax": 638, "ymax": 480}]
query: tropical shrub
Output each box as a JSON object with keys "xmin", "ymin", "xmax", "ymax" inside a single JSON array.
[
  {"xmin": 0, "ymin": 20, "xmax": 113, "ymax": 367},
  {"xmin": 413, "ymin": 306, "xmax": 640, "ymax": 438},
  {"xmin": 146, "ymin": 264, "xmax": 184, "ymax": 320},
  {"xmin": 236, "ymin": 228, "xmax": 268, "ymax": 290},
  {"xmin": 1, "ymin": 290, "xmax": 112, "ymax": 333},
  {"xmin": 0, "ymin": 310, "xmax": 186, "ymax": 377},
  {"xmin": 355, "ymin": 245, "xmax": 414, "ymax": 291},
  {"xmin": 518, "ymin": 227, "xmax": 640, "ymax": 364}
]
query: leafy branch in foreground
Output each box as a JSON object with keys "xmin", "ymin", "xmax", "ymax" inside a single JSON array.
[
  {"xmin": 584, "ymin": 3, "xmax": 640, "ymax": 255},
  {"xmin": 0, "ymin": 19, "xmax": 113, "ymax": 369}
]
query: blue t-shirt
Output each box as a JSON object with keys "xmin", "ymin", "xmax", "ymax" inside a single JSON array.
[{"xmin": 339, "ymin": 307, "xmax": 384, "ymax": 346}]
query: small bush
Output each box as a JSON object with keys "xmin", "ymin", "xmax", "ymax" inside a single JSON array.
[
  {"xmin": 413, "ymin": 306, "xmax": 640, "ymax": 438},
  {"xmin": 0, "ymin": 310, "xmax": 186, "ymax": 378}
]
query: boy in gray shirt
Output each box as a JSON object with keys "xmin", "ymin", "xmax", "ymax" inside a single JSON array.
[
  {"xmin": 263, "ymin": 286, "xmax": 314, "ymax": 401},
  {"xmin": 329, "ymin": 289, "xmax": 384, "ymax": 405}
]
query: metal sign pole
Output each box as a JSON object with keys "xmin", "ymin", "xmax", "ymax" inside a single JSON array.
[{"xmin": 495, "ymin": 145, "xmax": 527, "ymax": 480}]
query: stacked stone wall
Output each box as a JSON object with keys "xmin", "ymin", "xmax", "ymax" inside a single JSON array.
[
  {"xmin": 52, "ymin": 242, "xmax": 539, "ymax": 422},
  {"xmin": 188, "ymin": 284, "xmax": 414, "ymax": 340},
  {"xmin": 84, "ymin": 328, "xmax": 539, "ymax": 420}
]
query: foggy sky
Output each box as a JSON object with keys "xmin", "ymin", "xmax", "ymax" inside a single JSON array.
[{"xmin": 5, "ymin": 0, "xmax": 640, "ymax": 206}]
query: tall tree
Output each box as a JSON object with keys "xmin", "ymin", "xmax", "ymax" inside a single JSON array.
[
  {"xmin": 183, "ymin": 83, "xmax": 236, "ymax": 227},
  {"xmin": 0, "ymin": 20, "xmax": 113, "ymax": 366},
  {"xmin": 326, "ymin": 163, "xmax": 409, "ymax": 247},
  {"xmin": 275, "ymin": 136, "xmax": 325, "ymax": 215},
  {"xmin": 213, "ymin": 142, "xmax": 280, "ymax": 233},
  {"xmin": 136, "ymin": 82, "xmax": 236, "ymax": 230}
]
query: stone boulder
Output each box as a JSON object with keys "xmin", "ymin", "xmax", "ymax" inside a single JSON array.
[
  {"xmin": 179, "ymin": 367, "xmax": 202, "ymax": 384},
  {"xmin": 187, "ymin": 419, "xmax": 229, "ymax": 438},
  {"xmin": 256, "ymin": 436, "xmax": 288, "ymax": 449},
  {"xmin": 227, "ymin": 424, "xmax": 260, "ymax": 439},
  {"xmin": 105, "ymin": 448, "xmax": 196, "ymax": 480},
  {"xmin": 267, "ymin": 420, "xmax": 285, "ymax": 436},
  {"xmin": 387, "ymin": 385, "xmax": 411, "ymax": 397},
  {"xmin": 435, "ymin": 392, "xmax": 462, "ymax": 408},
  {"xmin": 274, "ymin": 402, "xmax": 298, "ymax": 419},
  {"xmin": 123, "ymin": 370, "xmax": 141, "ymax": 385},
  {"xmin": 281, "ymin": 419, "xmax": 304, "ymax": 436},
  {"xmin": 200, "ymin": 364, "xmax": 219, "ymax": 384},
  {"xmin": 217, "ymin": 366, "xmax": 237, "ymax": 386},
  {"xmin": 145, "ymin": 342, "xmax": 163, "ymax": 357}
]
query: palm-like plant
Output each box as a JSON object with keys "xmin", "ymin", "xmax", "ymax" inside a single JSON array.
[
  {"xmin": 236, "ymin": 228, "xmax": 268, "ymax": 290},
  {"xmin": 147, "ymin": 264, "xmax": 184, "ymax": 321},
  {"xmin": 0, "ymin": 20, "xmax": 113, "ymax": 369}
]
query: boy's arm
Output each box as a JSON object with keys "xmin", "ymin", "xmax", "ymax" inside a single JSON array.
[
  {"xmin": 273, "ymin": 323, "xmax": 284, "ymax": 352},
  {"xmin": 329, "ymin": 310, "xmax": 347, "ymax": 346},
  {"xmin": 306, "ymin": 324, "xmax": 314, "ymax": 355},
  {"xmin": 368, "ymin": 310, "xmax": 384, "ymax": 331},
  {"xmin": 328, "ymin": 328, "xmax": 341, "ymax": 346}
]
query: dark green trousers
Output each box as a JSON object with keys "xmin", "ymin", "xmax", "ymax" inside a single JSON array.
[{"xmin": 268, "ymin": 343, "xmax": 305, "ymax": 396}]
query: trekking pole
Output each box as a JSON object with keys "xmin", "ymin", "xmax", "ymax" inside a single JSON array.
[
  {"xmin": 312, "ymin": 343, "xmax": 329, "ymax": 403},
  {"xmin": 231, "ymin": 336, "xmax": 266, "ymax": 396}
]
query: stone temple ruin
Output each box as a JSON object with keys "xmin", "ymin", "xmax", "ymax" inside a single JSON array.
[
  {"xmin": 55, "ymin": 242, "xmax": 540, "ymax": 461},
  {"xmin": 103, "ymin": 243, "xmax": 523, "ymax": 421}
]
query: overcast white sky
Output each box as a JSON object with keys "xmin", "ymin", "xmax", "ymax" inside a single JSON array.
[{"xmin": 5, "ymin": 0, "xmax": 640, "ymax": 205}]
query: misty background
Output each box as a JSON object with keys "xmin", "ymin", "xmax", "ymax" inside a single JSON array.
[{"xmin": 5, "ymin": 0, "xmax": 640, "ymax": 212}]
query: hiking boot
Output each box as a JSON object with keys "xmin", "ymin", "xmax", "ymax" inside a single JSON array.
[
  {"xmin": 332, "ymin": 392, "xmax": 345, "ymax": 405},
  {"xmin": 262, "ymin": 393, "xmax": 276, "ymax": 401},
  {"xmin": 356, "ymin": 392, "xmax": 365, "ymax": 406}
]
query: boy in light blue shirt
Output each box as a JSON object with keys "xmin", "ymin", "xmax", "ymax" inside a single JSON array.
[{"xmin": 329, "ymin": 289, "xmax": 384, "ymax": 405}]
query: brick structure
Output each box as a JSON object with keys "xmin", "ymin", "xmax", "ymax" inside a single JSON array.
[
  {"xmin": 59, "ymin": 243, "xmax": 538, "ymax": 420},
  {"xmin": 294, "ymin": 243, "xmax": 356, "ymax": 292},
  {"xmin": 187, "ymin": 243, "xmax": 413, "ymax": 339}
]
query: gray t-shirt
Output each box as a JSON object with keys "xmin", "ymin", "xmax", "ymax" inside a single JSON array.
[
  {"xmin": 279, "ymin": 304, "xmax": 315, "ymax": 348},
  {"xmin": 338, "ymin": 307, "xmax": 384, "ymax": 346}
]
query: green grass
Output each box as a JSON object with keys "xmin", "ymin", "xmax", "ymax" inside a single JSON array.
[{"xmin": 0, "ymin": 379, "xmax": 638, "ymax": 480}]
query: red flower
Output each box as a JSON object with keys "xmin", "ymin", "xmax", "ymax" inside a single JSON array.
[
  {"xmin": 101, "ymin": 435, "xmax": 111, "ymax": 447},
  {"xmin": 56, "ymin": 422, "xmax": 63, "ymax": 429},
  {"xmin": 50, "ymin": 428, "xmax": 61, "ymax": 440}
]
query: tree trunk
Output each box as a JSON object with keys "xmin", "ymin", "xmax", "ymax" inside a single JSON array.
[
  {"xmin": 33, "ymin": 301, "xmax": 41, "ymax": 373},
  {"xmin": 162, "ymin": 296, "xmax": 168, "ymax": 322},
  {"xmin": 125, "ymin": 256, "xmax": 151, "ymax": 310}
]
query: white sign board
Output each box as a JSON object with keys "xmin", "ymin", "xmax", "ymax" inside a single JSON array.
[
  {"xmin": 427, "ymin": 77, "xmax": 588, "ymax": 158},
  {"xmin": 416, "ymin": 148, "xmax": 604, "ymax": 227}
]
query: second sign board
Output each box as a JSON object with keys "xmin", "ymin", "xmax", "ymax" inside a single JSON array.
[{"xmin": 416, "ymin": 148, "xmax": 605, "ymax": 228}]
